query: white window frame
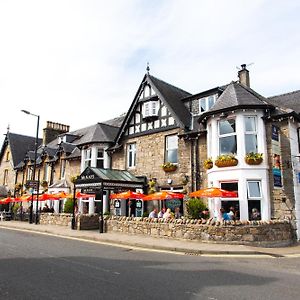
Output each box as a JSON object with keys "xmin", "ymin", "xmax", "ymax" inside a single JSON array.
[
  {"xmin": 127, "ymin": 143, "xmax": 136, "ymax": 168},
  {"xmin": 199, "ymin": 94, "xmax": 217, "ymax": 114},
  {"xmin": 60, "ymin": 159, "xmax": 66, "ymax": 179},
  {"xmin": 143, "ymin": 101, "xmax": 158, "ymax": 118},
  {"xmin": 84, "ymin": 148, "xmax": 92, "ymax": 169},
  {"xmin": 247, "ymin": 180, "xmax": 262, "ymax": 199},
  {"xmin": 244, "ymin": 116, "xmax": 258, "ymax": 153},
  {"xmin": 218, "ymin": 118, "xmax": 237, "ymax": 155},
  {"xmin": 165, "ymin": 135, "xmax": 178, "ymax": 164}
]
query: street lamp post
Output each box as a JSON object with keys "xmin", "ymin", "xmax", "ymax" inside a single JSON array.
[{"xmin": 21, "ymin": 110, "xmax": 40, "ymax": 224}]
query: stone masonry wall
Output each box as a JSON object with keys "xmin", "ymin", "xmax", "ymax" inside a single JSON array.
[
  {"xmin": 266, "ymin": 121, "xmax": 295, "ymax": 221},
  {"xmin": 105, "ymin": 216, "xmax": 294, "ymax": 247},
  {"xmin": 112, "ymin": 128, "xmax": 192, "ymax": 191},
  {"xmin": 40, "ymin": 213, "xmax": 73, "ymax": 226}
]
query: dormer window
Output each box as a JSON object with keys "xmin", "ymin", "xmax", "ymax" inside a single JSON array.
[
  {"xmin": 199, "ymin": 94, "xmax": 217, "ymax": 114},
  {"xmin": 142, "ymin": 100, "xmax": 158, "ymax": 120}
]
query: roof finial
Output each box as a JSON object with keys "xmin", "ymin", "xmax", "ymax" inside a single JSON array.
[
  {"xmin": 146, "ymin": 62, "xmax": 150, "ymax": 74},
  {"xmin": 7, "ymin": 124, "xmax": 10, "ymax": 133}
]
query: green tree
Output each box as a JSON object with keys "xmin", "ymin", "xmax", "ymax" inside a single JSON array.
[{"xmin": 186, "ymin": 198, "xmax": 207, "ymax": 219}]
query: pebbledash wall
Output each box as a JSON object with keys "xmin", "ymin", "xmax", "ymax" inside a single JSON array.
[{"xmin": 39, "ymin": 213, "xmax": 295, "ymax": 246}]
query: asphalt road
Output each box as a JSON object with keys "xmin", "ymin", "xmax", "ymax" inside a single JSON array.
[{"xmin": 0, "ymin": 228, "xmax": 300, "ymax": 300}]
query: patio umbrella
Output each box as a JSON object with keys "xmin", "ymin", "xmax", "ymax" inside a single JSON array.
[
  {"xmin": 38, "ymin": 193, "xmax": 60, "ymax": 201},
  {"xmin": 76, "ymin": 192, "xmax": 95, "ymax": 198},
  {"xmin": 110, "ymin": 190, "xmax": 145, "ymax": 200},
  {"xmin": 52, "ymin": 191, "xmax": 72, "ymax": 199},
  {"xmin": 143, "ymin": 191, "xmax": 184, "ymax": 201},
  {"xmin": 189, "ymin": 187, "xmax": 237, "ymax": 198},
  {"xmin": 0, "ymin": 197, "xmax": 14, "ymax": 204}
]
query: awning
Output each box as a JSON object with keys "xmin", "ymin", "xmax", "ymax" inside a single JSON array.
[{"xmin": 75, "ymin": 167, "xmax": 146, "ymax": 190}]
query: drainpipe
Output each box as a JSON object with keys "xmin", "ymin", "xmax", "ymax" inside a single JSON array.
[
  {"xmin": 190, "ymin": 139, "xmax": 195, "ymax": 191},
  {"xmin": 195, "ymin": 136, "xmax": 200, "ymax": 190}
]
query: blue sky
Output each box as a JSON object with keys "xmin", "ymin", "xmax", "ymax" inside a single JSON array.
[{"xmin": 0, "ymin": 0, "xmax": 299, "ymax": 142}]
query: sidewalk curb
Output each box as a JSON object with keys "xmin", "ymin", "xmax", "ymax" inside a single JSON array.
[{"xmin": 0, "ymin": 223, "xmax": 290, "ymax": 257}]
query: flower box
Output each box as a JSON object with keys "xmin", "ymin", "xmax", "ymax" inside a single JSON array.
[{"xmin": 203, "ymin": 158, "xmax": 213, "ymax": 170}]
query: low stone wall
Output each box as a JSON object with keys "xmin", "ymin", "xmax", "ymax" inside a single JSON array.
[
  {"xmin": 105, "ymin": 216, "xmax": 295, "ymax": 247},
  {"xmin": 39, "ymin": 213, "xmax": 99, "ymax": 230},
  {"xmin": 40, "ymin": 213, "xmax": 73, "ymax": 227}
]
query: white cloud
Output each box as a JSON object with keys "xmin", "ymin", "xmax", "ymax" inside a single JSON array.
[{"xmin": 0, "ymin": 0, "xmax": 299, "ymax": 144}]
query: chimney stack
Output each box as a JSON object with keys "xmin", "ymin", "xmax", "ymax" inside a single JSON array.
[
  {"xmin": 43, "ymin": 121, "xmax": 70, "ymax": 145},
  {"xmin": 238, "ymin": 64, "xmax": 250, "ymax": 87}
]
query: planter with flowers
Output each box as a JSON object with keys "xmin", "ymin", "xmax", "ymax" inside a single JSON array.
[
  {"xmin": 245, "ymin": 152, "xmax": 263, "ymax": 165},
  {"xmin": 203, "ymin": 158, "xmax": 213, "ymax": 170},
  {"xmin": 215, "ymin": 154, "xmax": 238, "ymax": 168},
  {"xmin": 161, "ymin": 162, "xmax": 177, "ymax": 172}
]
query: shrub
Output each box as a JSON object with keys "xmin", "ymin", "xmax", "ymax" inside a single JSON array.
[
  {"xmin": 186, "ymin": 198, "xmax": 207, "ymax": 219},
  {"xmin": 64, "ymin": 198, "xmax": 76, "ymax": 213}
]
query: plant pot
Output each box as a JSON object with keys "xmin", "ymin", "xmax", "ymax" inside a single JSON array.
[
  {"xmin": 215, "ymin": 158, "xmax": 238, "ymax": 168},
  {"xmin": 245, "ymin": 158, "xmax": 263, "ymax": 165},
  {"xmin": 204, "ymin": 162, "xmax": 213, "ymax": 170},
  {"xmin": 163, "ymin": 165, "xmax": 177, "ymax": 172}
]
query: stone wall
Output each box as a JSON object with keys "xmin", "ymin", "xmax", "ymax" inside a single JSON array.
[
  {"xmin": 40, "ymin": 213, "xmax": 73, "ymax": 226},
  {"xmin": 105, "ymin": 216, "xmax": 295, "ymax": 247},
  {"xmin": 39, "ymin": 213, "xmax": 99, "ymax": 230},
  {"xmin": 266, "ymin": 121, "xmax": 295, "ymax": 221},
  {"xmin": 112, "ymin": 128, "xmax": 192, "ymax": 191}
]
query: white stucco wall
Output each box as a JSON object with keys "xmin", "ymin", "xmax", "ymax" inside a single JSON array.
[{"xmin": 206, "ymin": 110, "xmax": 270, "ymax": 221}]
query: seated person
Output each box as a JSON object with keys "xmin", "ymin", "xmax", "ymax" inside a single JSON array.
[
  {"xmin": 200, "ymin": 208, "xmax": 210, "ymax": 219},
  {"xmin": 163, "ymin": 208, "xmax": 173, "ymax": 220},
  {"xmin": 148, "ymin": 207, "xmax": 158, "ymax": 218},
  {"xmin": 251, "ymin": 208, "xmax": 261, "ymax": 220},
  {"xmin": 220, "ymin": 208, "xmax": 230, "ymax": 221},
  {"xmin": 174, "ymin": 207, "xmax": 182, "ymax": 219},
  {"xmin": 158, "ymin": 208, "xmax": 165, "ymax": 218}
]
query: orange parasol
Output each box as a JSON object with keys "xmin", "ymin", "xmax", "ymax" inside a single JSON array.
[
  {"xmin": 143, "ymin": 191, "xmax": 184, "ymax": 201},
  {"xmin": 52, "ymin": 191, "xmax": 72, "ymax": 199},
  {"xmin": 110, "ymin": 190, "xmax": 145, "ymax": 200},
  {"xmin": 189, "ymin": 187, "xmax": 238, "ymax": 198},
  {"xmin": 76, "ymin": 192, "xmax": 95, "ymax": 198},
  {"xmin": 0, "ymin": 197, "xmax": 14, "ymax": 204},
  {"xmin": 38, "ymin": 193, "xmax": 60, "ymax": 201}
]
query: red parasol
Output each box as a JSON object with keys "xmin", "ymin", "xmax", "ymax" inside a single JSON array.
[
  {"xmin": 143, "ymin": 191, "xmax": 184, "ymax": 201},
  {"xmin": 110, "ymin": 190, "xmax": 145, "ymax": 200},
  {"xmin": 0, "ymin": 197, "xmax": 14, "ymax": 204},
  {"xmin": 76, "ymin": 192, "xmax": 95, "ymax": 198},
  {"xmin": 189, "ymin": 187, "xmax": 238, "ymax": 198}
]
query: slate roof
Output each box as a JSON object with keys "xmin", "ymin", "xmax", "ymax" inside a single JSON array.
[
  {"xmin": 70, "ymin": 123, "xmax": 120, "ymax": 146},
  {"xmin": 198, "ymin": 82, "xmax": 274, "ymax": 122},
  {"xmin": 268, "ymin": 90, "xmax": 300, "ymax": 113},
  {"xmin": 1, "ymin": 133, "xmax": 42, "ymax": 167},
  {"xmin": 148, "ymin": 75, "xmax": 192, "ymax": 128}
]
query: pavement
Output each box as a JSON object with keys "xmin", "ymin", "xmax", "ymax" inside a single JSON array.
[{"xmin": 1, "ymin": 220, "xmax": 300, "ymax": 257}]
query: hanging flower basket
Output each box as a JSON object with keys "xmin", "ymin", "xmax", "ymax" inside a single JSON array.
[
  {"xmin": 203, "ymin": 158, "xmax": 213, "ymax": 170},
  {"xmin": 215, "ymin": 155, "xmax": 238, "ymax": 168},
  {"xmin": 245, "ymin": 153, "xmax": 263, "ymax": 165},
  {"xmin": 41, "ymin": 180, "xmax": 48, "ymax": 188},
  {"xmin": 161, "ymin": 162, "xmax": 177, "ymax": 172}
]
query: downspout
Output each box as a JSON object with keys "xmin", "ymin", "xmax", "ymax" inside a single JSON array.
[
  {"xmin": 195, "ymin": 136, "xmax": 200, "ymax": 190},
  {"xmin": 190, "ymin": 138, "xmax": 195, "ymax": 191}
]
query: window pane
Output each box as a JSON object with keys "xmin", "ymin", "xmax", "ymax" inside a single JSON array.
[
  {"xmin": 248, "ymin": 181, "xmax": 261, "ymax": 198},
  {"xmin": 219, "ymin": 119, "xmax": 236, "ymax": 135},
  {"xmin": 245, "ymin": 135, "xmax": 257, "ymax": 153},
  {"xmin": 167, "ymin": 149, "xmax": 178, "ymax": 163},
  {"xmin": 220, "ymin": 182, "xmax": 238, "ymax": 197},
  {"xmin": 167, "ymin": 135, "xmax": 178, "ymax": 149},
  {"xmin": 245, "ymin": 117, "xmax": 256, "ymax": 132},
  {"xmin": 208, "ymin": 96, "xmax": 215, "ymax": 109},
  {"xmin": 200, "ymin": 98, "xmax": 206, "ymax": 112},
  {"xmin": 219, "ymin": 136, "xmax": 237, "ymax": 154}
]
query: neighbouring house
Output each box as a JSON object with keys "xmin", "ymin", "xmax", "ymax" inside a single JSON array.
[{"xmin": 0, "ymin": 131, "xmax": 42, "ymax": 200}]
